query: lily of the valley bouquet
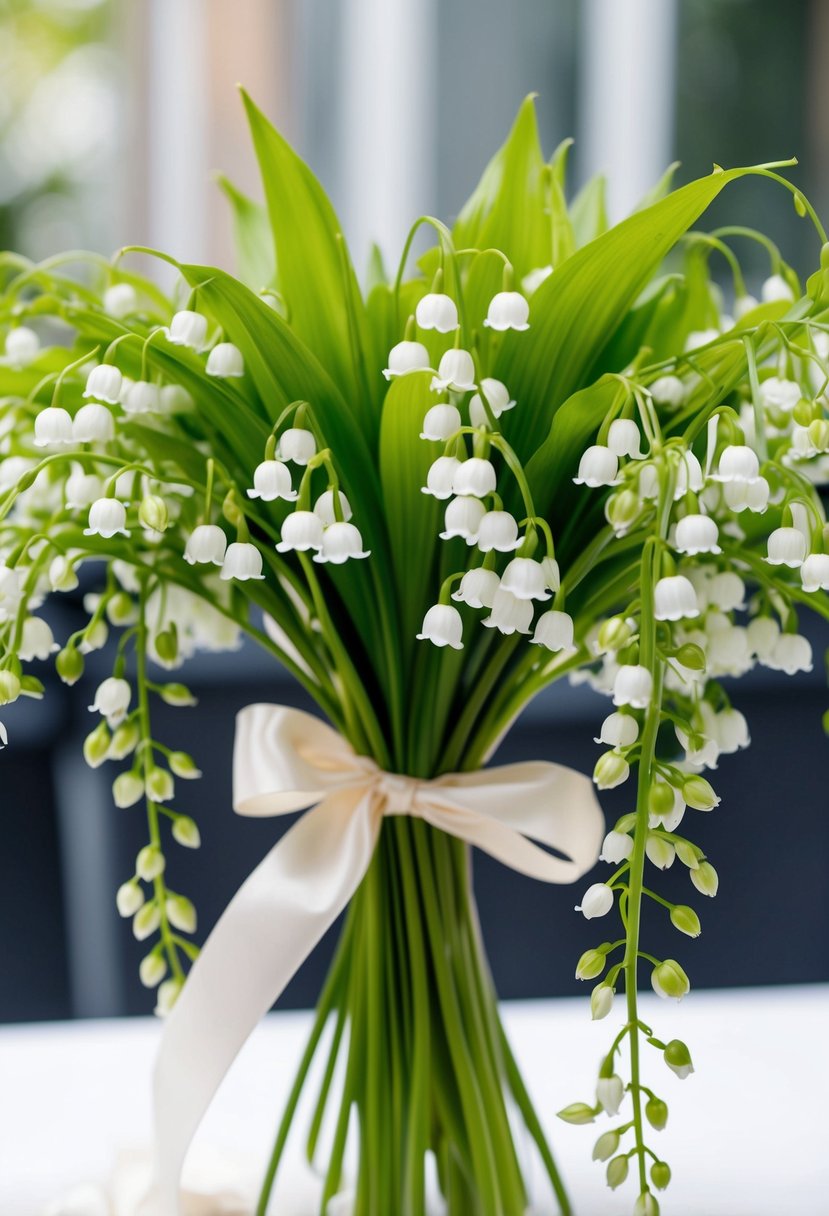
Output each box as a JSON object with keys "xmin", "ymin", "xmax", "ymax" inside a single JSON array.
[{"xmin": 2, "ymin": 93, "xmax": 828, "ymax": 1216}]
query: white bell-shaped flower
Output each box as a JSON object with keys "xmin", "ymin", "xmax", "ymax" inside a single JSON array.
[
  {"xmin": 314, "ymin": 489, "xmax": 353, "ymax": 525},
  {"xmin": 531, "ymin": 610, "xmax": 574, "ymax": 651},
  {"xmin": 714, "ymin": 444, "xmax": 760, "ymax": 484},
  {"xmin": 482, "ymin": 587, "xmax": 534, "ymax": 635},
  {"xmin": 383, "ymin": 339, "xmax": 430, "ymax": 380},
  {"xmin": 65, "ymin": 466, "xmax": 104, "ymax": 509},
  {"xmin": 500, "ymin": 557, "xmax": 551, "ymax": 601},
  {"xmin": 484, "ymin": 291, "xmax": 530, "ymax": 332},
  {"xmin": 573, "ymin": 445, "xmax": 618, "ymax": 487},
  {"xmin": 89, "ymin": 676, "xmax": 131, "ymax": 725},
  {"xmin": 73, "ymin": 403, "xmax": 114, "ymax": 443},
  {"xmin": 654, "ymin": 575, "xmax": 700, "ymax": 621},
  {"xmin": 103, "ymin": 282, "xmax": 138, "ymax": 318},
  {"xmin": 766, "ymin": 526, "xmax": 807, "ymax": 567},
  {"xmin": 707, "ymin": 571, "xmax": 745, "ymax": 611},
  {"xmin": 791, "ymin": 425, "xmax": 817, "ymax": 459},
  {"xmin": 416, "ymin": 604, "xmax": 464, "ymax": 650},
  {"xmin": 768, "ymin": 632, "xmax": 813, "ymax": 674},
  {"xmin": 600, "ymin": 830, "xmax": 634, "ymax": 863},
  {"xmin": 801, "ymin": 552, "xmax": 829, "ymax": 592},
  {"xmin": 420, "ymin": 403, "xmax": 461, "ymax": 441},
  {"xmin": 522, "ymin": 265, "xmax": 553, "ymax": 295},
  {"xmin": 715, "ymin": 707, "xmax": 750, "ymax": 754},
  {"xmin": 167, "ymin": 310, "xmax": 208, "ymax": 350},
  {"xmin": 220, "ymin": 541, "xmax": 265, "ymax": 581},
  {"xmin": 440, "ymin": 495, "xmax": 486, "ymax": 542},
  {"xmin": 541, "ymin": 555, "xmax": 561, "ymax": 591},
  {"xmin": 451, "ymin": 567, "xmax": 500, "ymax": 609},
  {"xmin": 596, "ymin": 1075, "xmax": 624, "ymax": 1116},
  {"xmin": 5, "ymin": 326, "xmax": 39, "ymax": 367},
  {"xmin": 734, "ymin": 293, "xmax": 759, "ymax": 319},
  {"xmin": 34, "ymin": 406, "xmax": 73, "ymax": 447},
  {"xmin": 277, "ymin": 428, "xmax": 316, "ymax": 465},
  {"xmin": 607, "ymin": 418, "xmax": 644, "ymax": 458},
  {"xmin": 84, "ymin": 498, "xmax": 128, "ymax": 538},
  {"xmin": 469, "ymin": 378, "xmax": 516, "ymax": 427},
  {"xmin": 160, "ymin": 384, "xmax": 194, "ymax": 414},
  {"xmin": 206, "ymin": 342, "xmax": 245, "ymax": 378},
  {"xmin": 613, "ymin": 664, "xmax": 653, "ymax": 708},
  {"xmin": 415, "ymin": 292, "xmax": 458, "ymax": 333},
  {"xmin": 184, "ymin": 524, "xmax": 227, "ymax": 565},
  {"xmin": 276, "ymin": 511, "xmax": 325, "ymax": 552},
  {"xmin": 0, "ymin": 456, "xmax": 33, "ymax": 493},
  {"xmin": 123, "ymin": 380, "xmax": 162, "ymax": 415},
  {"xmin": 314, "ymin": 521, "xmax": 370, "ymax": 564},
  {"xmin": 84, "ymin": 364, "xmax": 123, "ymax": 404},
  {"xmin": 724, "ymin": 476, "xmax": 769, "ymax": 513},
  {"xmin": 453, "ymin": 457, "xmax": 497, "ymax": 498},
  {"xmin": 674, "ymin": 514, "xmax": 720, "ymax": 555},
  {"xmin": 594, "ymin": 712, "xmax": 639, "ymax": 747},
  {"xmin": 475, "ymin": 510, "xmax": 521, "ymax": 553},
  {"xmin": 246, "ymin": 460, "xmax": 297, "ymax": 502},
  {"xmin": 648, "ymin": 375, "xmax": 686, "ymax": 407},
  {"xmin": 685, "ymin": 328, "xmax": 719, "ymax": 351},
  {"xmin": 49, "ymin": 554, "xmax": 79, "ymax": 592},
  {"xmin": 760, "ymin": 376, "xmax": 801, "ymax": 413},
  {"xmin": 431, "ymin": 348, "xmax": 476, "ymax": 392},
  {"xmin": 422, "ymin": 455, "xmax": 461, "ymax": 500},
  {"xmin": 19, "ymin": 616, "xmax": 59, "ymax": 662},
  {"xmin": 575, "ymin": 882, "xmax": 614, "ymax": 920},
  {"xmin": 674, "ymin": 451, "xmax": 704, "ymax": 498},
  {"xmin": 761, "ymin": 273, "xmax": 794, "ymax": 304},
  {"xmin": 747, "ymin": 614, "xmax": 780, "ymax": 660}
]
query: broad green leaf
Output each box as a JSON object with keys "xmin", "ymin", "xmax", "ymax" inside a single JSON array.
[
  {"xmin": 241, "ymin": 90, "xmax": 375, "ymax": 422},
  {"xmin": 216, "ymin": 174, "xmax": 276, "ymax": 293},
  {"xmin": 569, "ymin": 175, "xmax": 608, "ymax": 248},
  {"xmin": 548, "ymin": 138, "xmax": 576, "ymax": 265},
  {"xmin": 496, "ymin": 165, "xmax": 779, "ymax": 464}
]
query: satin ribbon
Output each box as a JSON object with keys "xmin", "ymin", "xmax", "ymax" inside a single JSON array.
[{"xmin": 148, "ymin": 705, "xmax": 604, "ymax": 1215}]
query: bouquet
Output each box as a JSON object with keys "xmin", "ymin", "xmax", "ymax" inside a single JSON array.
[{"xmin": 1, "ymin": 92, "xmax": 828, "ymax": 1216}]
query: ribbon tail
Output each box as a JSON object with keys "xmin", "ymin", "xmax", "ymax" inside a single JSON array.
[{"xmin": 150, "ymin": 788, "xmax": 379, "ymax": 1216}]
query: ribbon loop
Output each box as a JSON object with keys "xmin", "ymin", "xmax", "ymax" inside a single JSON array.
[{"xmin": 151, "ymin": 705, "xmax": 604, "ymax": 1215}]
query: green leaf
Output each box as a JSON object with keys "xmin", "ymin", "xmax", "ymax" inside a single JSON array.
[
  {"xmin": 216, "ymin": 174, "xmax": 276, "ymax": 292},
  {"xmin": 633, "ymin": 161, "xmax": 681, "ymax": 213},
  {"xmin": 241, "ymin": 90, "xmax": 374, "ymax": 420},
  {"xmin": 569, "ymin": 175, "xmax": 608, "ymax": 248}
]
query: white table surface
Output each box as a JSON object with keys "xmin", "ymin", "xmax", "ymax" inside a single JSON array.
[{"xmin": 2, "ymin": 985, "xmax": 826, "ymax": 1215}]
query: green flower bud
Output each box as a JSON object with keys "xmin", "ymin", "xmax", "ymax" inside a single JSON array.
[
  {"xmin": 139, "ymin": 951, "xmax": 168, "ymax": 988},
  {"xmin": 591, "ymin": 984, "xmax": 614, "ymax": 1020},
  {"xmin": 136, "ymin": 844, "xmax": 165, "ymax": 881},
  {"xmin": 606, "ymin": 1155, "xmax": 629, "ymax": 1189},
  {"xmin": 106, "ymin": 591, "xmax": 137, "ymax": 627},
  {"xmin": 634, "ymin": 1193, "xmax": 660, "ymax": 1216},
  {"xmin": 0, "ymin": 670, "xmax": 21, "ymax": 705},
  {"xmin": 597, "ymin": 616, "xmax": 633, "ymax": 654},
  {"xmin": 674, "ymin": 642, "xmax": 706, "ymax": 672},
  {"xmin": 651, "ymin": 1161, "xmax": 671, "ymax": 1191},
  {"xmin": 155, "ymin": 976, "xmax": 183, "ymax": 1017},
  {"xmin": 648, "ymin": 781, "xmax": 676, "ymax": 818},
  {"xmin": 557, "ymin": 1102, "xmax": 596, "ymax": 1125},
  {"xmin": 593, "ymin": 751, "xmax": 630, "ymax": 790},
  {"xmin": 146, "ymin": 766, "xmax": 174, "ymax": 802},
  {"xmin": 19, "ymin": 674, "xmax": 45, "ymax": 699},
  {"xmin": 222, "ymin": 488, "xmax": 245, "ymax": 528},
  {"xmin": 133, "ymin": 901, "xmax": 161, "ymax": 941},
  {"xmin": 793, "ymin": 397, "xmax": 820, "ymax": 427},
  {"xmin": 109, "ymin": 719, "xmax": 140, "ymax": 760},
  {"xmin": 645, "ymin": 834, "xmax": 675, "ymax": 870},
  {"xmin": 139, "ymin": 493, "xmax": 169, "ymax": 533},
  {"xmin": 56, "ymin": 644, "xmax": 84, "ymax": 685},
  {"xmin": 681, "ymin": 774, "xmax": 720, "ymax": 811},
  {"xmin": 83, "ymin": 721, "xmax": 111, "ymax": 768},
  {"xmin": 158, "ymin": 682, "xmax": 197, "ymax": 707},
  {"xmin": 575, "ymin": 948, "xmax": 607, "ymax": 981},
  {"xmin": 645, "ymin": 1095, "xmax": 669, "ymax": 1131},
  {"xmin": 116, "ymin": 879, "xmax": 144, "ymax": 917},
  {"xmin": 690, "ymin": 860, "xmax": 719, "ymax": 897},
  {"xmin": 172, "ymin": 815, "xmax": 201, "ymax": 848},
  {"xmin": 592, "ymin": 1130, "xmax": 620, "ymax": 1161},
  {"xmin": 112, "ymin": 771, "xmax": 145, "ymax": 808},
  {"xmin": 606, "ymin": 488, "xmax": 641, "ymax": 530},
  {"xmin": 169, "ymin": 750, "xmax": 202, "ymax": 779},
  {"xmin": 669, "ymin": 904, "xmax": 701, "ymax": 938},
  {"xmin": 651, "ymin": 959, "xmax": 690, "ymax": 1001},
  {"xmin": 154, "ymin": 626, "xmax": 178, "ymax": 664},
  {"xmin": 675, "ymin": 840, "xmax": 700, "ymax": 869},
  {"xmin": 664, "ymin": 1038, "xmax": 694, "ymax": 1080},
  {"xmin": 81, "ymin": 618, "xmax": 108, "ymax": 652},
  {"xmin": 166, "ymin": 894, "xmax": 197, "ymax": 934},
  {"xmin": 809, "ymin": 419, "xmax": 829, "ymax": 452}
]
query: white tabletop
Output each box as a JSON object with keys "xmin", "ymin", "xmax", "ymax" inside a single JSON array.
[{"xmin": 2, "ymin": 985, "xmax": 826, "ymax": 1215}]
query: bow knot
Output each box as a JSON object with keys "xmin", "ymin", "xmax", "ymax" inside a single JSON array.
[{"xmin": 151, "ymin": 704, "xmax": 605, "ymax": 1215}]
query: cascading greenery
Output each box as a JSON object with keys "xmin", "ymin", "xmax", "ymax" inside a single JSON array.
[{"xmin": 1, "ymin": 93, "xmax": 828, "ymax": 1215}]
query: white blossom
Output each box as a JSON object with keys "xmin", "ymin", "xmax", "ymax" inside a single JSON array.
[
  {"xmin": 415, "ymin": 292, "xmax": 458, "ymax": 333},
  {"xmin": 685, "ymin": 328, "xmax": 719, "ymax": 351},
  {"xmin": 431, "ymin": 348, "xmax": 476, "ymax": 393},
  {"xmin": 167, "ymin": 310, "xmax": 208, "ymax": 350},
  {"xmin": 747, "ymin": 614, "xmax": 780, "ymax": 660},
  {"xmin": 714, "ymin": 444, "xmax": 761, "ymax": 484},
  {"xmin": 734, "ymin": 293, "xmax": 759, "ymax": 319},
  {"xmin": 103, "ymin": 282, "xmax": 138, "ymax": 318},
  {"xmin": 761, "ymin": 273, "xmax": 795, "ymax": 304},
  {"xmin": 451, "ymin": 567, "xmax": 500, "ymax": 609},
  {"xmin": 313, "ymin": 489, "xmax": 353, "ymax": 525},
  {"xmin": 277, "ymin": 428, "xmax": 316, "ymax": 465},
  {"xmin": 766, "ymin": 526, "xmax": 807, "ymax": 568},
  {"xmin": 522, "ymin": 265, "xmax": 553, "ymax": 295},
  {"xmin": 206, "ymin": 342, "xmax": 245, "ymax": 378},
  {"xmin": 531, "ymin": 610, "xmax": 574, "ymax": 652},
  {"xmin": 575, "ymin": 883, "xmax": 614, "ymax": 920},
  {"xmin": 314, "ymin": 522, "xmax": 370, "ymax": 564},
  {"xmin": 220, "ymin": 542, "xmax": 265, "ymax": 581},
  {"xmin": 276, "ymin": 511, "xmax": 325, "ymax": 553},
  {"xmin": 123, "ymin": 381, "xmax": 162, "ymax": 414},
  {"xmin": 246, "ymin": 460, "xmax": 297, "ymax": 502},
  {"xmin": 453, "ymin": 458, "xmax": 497, "ymax": 498},
  {"xmin": 422, "ymin": 455, "xmax": 461, "ymax": 500},
  {"xmin": 49, "ymin": 554, "xmax": 79, "ymax": 592},
  {"xmin": 500, "ymin": 557, "xmax": 551, "ymax": 601},
  {"xmin": 5, "ymin": 326, "xmax": 39, "ymax": 367},
  {"xmin": 73, "ymin": 403, "xmax": 114, "ymax": 443},
  {"xmin": 707, "ymin": 571, "xmax": 745, "ymax": 611},
  {"xmin": 594, "ymin": 712, "xmax": 639, "ymax": 747},
  {"xmin": 801, "ymin": 553, "xmax": 829, "ymax": 592},
  {"xmin": 19, "ymin": 617, "xmax": 58, "ymax": 661},
  {"xmin": 85, "ymin": 498, "xmax": 128, "ymax": 538},
  {"xmin": 596, "ymin": 1075, "xmax": 624, "ymax": 1116},
  {"xmin": 648, "ymin": 375, "xmax": 686, "ymax": 407},
  {"xmin": 84, "ymin": 364, "xmax": 123, "ymax": 404},
  {"xmin": 767, "ymin": 633, "xmax": 813, "ymax": 675},
  {"xmin": 607, "ymin": 418, "xmax": 644, "ymax": 459},
  {"xmin": 760, "ymin": 376, "xmax": 801, "ymax": 413},
  {"xmin": 184, "ymin": 524, "xmax": 227, "ymax": 565},
  {"xmin": 714, "ymin": 707, "xmax": 750, "ymax": 754},
  {"xmin": 469, "ymin": 378, "xmax": 516, "ymax": 427},
  {"xmin": 600, "ymin": 830, "xmax": 634, "ymax": 863},
  {"xmin": 484, "ymin": 291, "xmax": 530, "ymax": 332},
  {"xmin": 89, "ymin": 676, "xmax": 131, "ymax": 725},
  {"xmin": 674, "ymin": 513, "xmax": 721, "ymax": 555},
  {"xmin": 675, "ymin": 451, "xmax": 705, "ymax": 498},
  {"xmin": 613, "ymin": 665, "xmax": 653, "ymax": 708},
  {"xmin": 440, "ymin": 496, "xmax": 486, "ymax": 542},
  {"xmin": 420, "ymin": 403, "xmax": 461, "ymax": 441},
  {"xmin": 383, "ymin": 340, "xmax": 430, "ymax": 380},
  {"xmin": 416, "ymin": 604, "xmax": 464, "ymax": 650},
  {"xmin": 482, "ymin": 587, "xmax": 534, "ymax": 635},
  {"xmin": 654, "ymin": 575, "xmax": 700, "ymax": 621},
  {"xmin": 574, "ymin": 445, "xmax": 618, "ymax": 487},
  {"xmin": 34, "ymin": 406, "xmax": 73, "ymax": 447},
  {"xmin": 475, "ymin": 510, "xmax": 521, "ymax": 553}
]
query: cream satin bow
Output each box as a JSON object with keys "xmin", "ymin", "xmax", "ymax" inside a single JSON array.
[{"xmin": 149, "ymin": 704, "xmax": 604, "ymax": 1215}]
